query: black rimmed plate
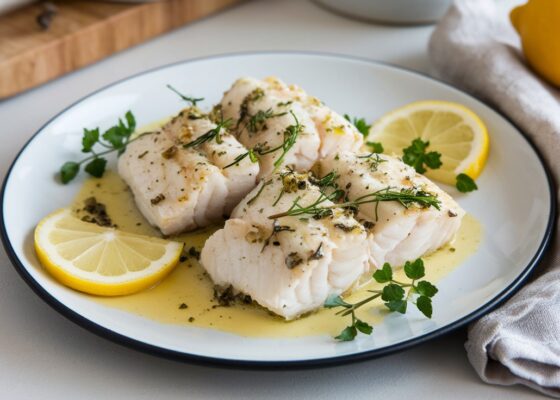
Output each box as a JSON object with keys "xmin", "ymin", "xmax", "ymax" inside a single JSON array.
[{"xmin": 1, "ymin": 52, "xmax": 554, "ymax": 368}]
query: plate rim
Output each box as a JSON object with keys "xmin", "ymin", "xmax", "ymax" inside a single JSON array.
[{"xmin": 1, "ymin": 51, "xmax": 556, "ymax": 369}]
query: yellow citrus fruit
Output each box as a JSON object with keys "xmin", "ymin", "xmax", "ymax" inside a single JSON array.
[
  {"xmin": 34, "ymin": 209, "xmax": 183, "ymax": 296},
  {"xmin": 511, "ymin": 0, "xmax": 560, "ymax": 87},
  {"xmin": 368, "ymin": 101, "xmax": 489, "ymax": 185}
]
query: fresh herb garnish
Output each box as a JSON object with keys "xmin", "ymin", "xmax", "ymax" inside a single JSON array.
[
  {"xmin": 246, "ymin": 179, "xmax": 273, "ymax": 206},
  {"xmin": 224, "ymin": 111, "xmax": 302, "ymax": 170},
  {"xmin": 167, "ymin": 84, "xmax": 204, "ymax": 107},
  {"xmin": 402, "ymin": 138, "xmax": 442, "ymax": 174},
  {"xmin": 246, "ymin": 108, "xmax": 287, "ymax": 133},
  {"xmin": 59, "ymin": 111, "xmax": 137, "ymax": 183},
  {"xmin": 310, "ymin": 171, "xmax": 339, "ymax": 190},
  {"xmin": 456, "ymin": 173, "xmax": 478, "ymax": 193},
  {"xmin": 344, "ymin": 114, "xmax": 371, "ymax": 137},
  {"xmin": 325, "ymin": 258, "xmax": 438, "ymax": 341},
  {"xmin": 366, "ymin": 141, "xmax": 384, "ymax": 154},
  {"xmin": 182, "ymin": 117, "xmax": 232, "ymax": 149},
  {"xmin": 268, "ymin": 187, "xmax": 440, "ymax": 220}
]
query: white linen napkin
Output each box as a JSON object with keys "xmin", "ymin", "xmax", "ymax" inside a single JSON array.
[{"xmin": 429, "ymin": 0, "xmax": 560, "ymax": 397}]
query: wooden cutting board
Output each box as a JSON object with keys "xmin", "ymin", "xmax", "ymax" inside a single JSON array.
[{"xmin": 0, "ymin": 0, "xmax": 244, "ymax": 99}]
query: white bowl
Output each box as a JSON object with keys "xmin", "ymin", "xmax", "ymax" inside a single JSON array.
[{"xmin": 315, "ymin": 0, "xmax": 453, "ymax": 25}]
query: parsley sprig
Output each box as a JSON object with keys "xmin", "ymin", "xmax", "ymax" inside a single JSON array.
[
  {"xmin": 325, "ymin": 258, "xmax": 438, "ymax": 341},
  {"xmin": 344, "ymin": 114, "xmax": 371, "ymax": 136},
  {"xmin": 60, "ymin": 111, "xmax": 138, "ymax": 183},
  {"xmin": 402, "ymin": 138, "xmax": 442, "ymax": 174}
]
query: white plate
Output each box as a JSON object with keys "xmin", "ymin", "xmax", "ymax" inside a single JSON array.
[{"xmin": 1, "ymin": 52, "xmax": 554, "ymax": 367}]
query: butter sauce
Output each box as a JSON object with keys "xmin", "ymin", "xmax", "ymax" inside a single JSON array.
[{"xmin": 73, "ymin": 171, "xmax": 482, "ymax": 338}]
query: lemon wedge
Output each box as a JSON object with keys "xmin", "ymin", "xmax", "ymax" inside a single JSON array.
[
  {"xmin": 368, "ymin": 101, "xmax": 489, "ymax": 185},
  {"xmin": 34, "ymin": 209, "xmax": 183, "ymax": 296}
]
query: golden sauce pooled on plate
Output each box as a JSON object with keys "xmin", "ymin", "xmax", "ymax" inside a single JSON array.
[{"xmin": 73, "ymin": 172, "xmax": 482, "ymax": 338}]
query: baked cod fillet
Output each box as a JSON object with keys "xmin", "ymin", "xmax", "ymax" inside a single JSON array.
[
  {"xmin": 200, "ymin": 170, "xmax": 370, "ymax": 320},
  {"xmin": 118, "ymin": 108, "xmax": 259, "ymax": 235},
  {"xmin": 219, "ymin": 77, "xmax": 363, "ymax": 176},
  {"xmin": 318, "ymin": 151, "xmax": 465, "ymax": 268}
]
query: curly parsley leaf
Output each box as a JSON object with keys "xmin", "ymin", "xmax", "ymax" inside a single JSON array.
[
  {"xmin": 402, "ymin": 138, "xmax": 442, "ymax": 174},
  {"xmin": 456, "ymin": 173, "xmax": 478, "ymax": 193},
  {"xmin": 344, "ymin": 114, "xmax": 371, "ymax": 137}
]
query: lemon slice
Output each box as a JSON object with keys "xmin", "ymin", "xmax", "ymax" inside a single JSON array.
[
  {"xmin": 368, "ymin": 101, "xmax": 489, "ymax": 185},
  {"xmin": 34, "ymin": 209, "xmax": 183, "ymax": 296}
]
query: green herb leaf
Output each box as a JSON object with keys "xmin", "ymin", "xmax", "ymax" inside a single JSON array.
[
  {"xmin": 324, "ymin": 294, "xmax": 351, "ymax": 308},
  {"xmin": 456, "ymin": 173, "xmax": 478, "ymax": 193},
  {"xmin": 344, "ymin": 114, "xmax": 370, "ymax": 136},
  {"xmin": 325, "ymin": 258, "xmax": 438, "ymax": 342},
  {"xmin": 167, "ymin": 84, "xmax": 204, "ymax": 106},
  {"xmin": 373, "ymin": 262, "xmax": 393, "ymax": 283},
  {"xmin": 424, "ymin": 151, "xmax": 442, "ymax": 169},
  {"xmin": 84, "ymin": 157, "xmax": 107, "ymax": 178},
  {"xmin": 402, "ymin": 138, "xmax": 442, "ymax": 174},
  {"xmin": 60, "ymin": 162, "xmax": 80, "ymax": 184},
  {"xmin": 268, "ymin": 186, "xmax": 440, "ymax": 220},
  {"xmin": 385, "ymin": 299, "xmax": 407, "ymax": 314},
  {"xmin": 416, "ymin": 295, "xmax": 433, "ymax": 318},
  {"xmin": 81, "ymin": 128, "xmax": 99, "ymax": 153},
  {"xmin": 355, "ymin": 319, "xmax": 373, "ymax": 334},
  {"xmin": 416, "ymin": 280, "xmax": 438, "ymax": 298},
  {"xmin": 183, "ymin": 117, "xmax": 232, "ymax": 149},
  {"xmin": 335, "ymin": 325, "xmax": 358, "ymax": 341},
  {"xmin": 59, "ymin": 111, "xmax": 138, "ymax": 183},
  {"xmin": 381, "ymin": 283, "xmax": 405, "ymax": 302},
  {"xmin": 366, "ymin": 141, "xmax": 384, "ymax": 154},
  {"xmin": 404, "ymin": 258, "xmax": 425, "ymax": 280},
  {"xmin": 125, "ymin": 110, "xmax": 136, "ymax": 132}
]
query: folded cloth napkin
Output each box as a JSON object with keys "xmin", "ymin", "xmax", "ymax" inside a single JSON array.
[{"xmin": 429, "ymin": 0, "xmax": 560, "ymax": 397}]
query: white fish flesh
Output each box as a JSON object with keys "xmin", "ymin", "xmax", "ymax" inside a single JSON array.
[
  {"xmin": 200, "ymin": 170, "xmax": 371, "ymax": 319},
  {"xmin": 220, "ymin": 77, "xmax": 363, "ymax": 177},
  {"xmin": 118, "ymin": 108, "xmax": 259, "ymax": 235},
  {"xmin": 318, "ymin": 151, "xmax": 465, "ymax": 268}
]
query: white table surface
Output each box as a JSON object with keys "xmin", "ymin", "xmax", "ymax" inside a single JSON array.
[{"xmin": 0, "ymin": 0, "xmax": 542, "ymax": 398}]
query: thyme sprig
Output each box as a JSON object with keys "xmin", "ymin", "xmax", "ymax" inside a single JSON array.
[
  {"xmin": 268, "ymin": 187, "xmax": 440, "ymax": 220},
  {"xmin": 245, "ymin": 108, "xmax": 287, "ymax": 133},
  {"xmin": 325, "ymin": 259, "xmax": 438, "ymax": 341},
  {"xmin": 224, "ymin": 111, "xmax": 302, "ymax": 170},
  {"xmin": 167, "ymin": 84, "xmax": 204, "ymax": 107},
  {"xmin": 60, "ymin": 111, "xmax": 138, "ymax": 183},
  {"xmin": 182, "ymin": 117, "xmax": 233, "ymax": 149}
]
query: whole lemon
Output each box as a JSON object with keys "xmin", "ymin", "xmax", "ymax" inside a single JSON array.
[{"xmin": 510, "ymin": 0, "xmax": 560, "ymax": 87}]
